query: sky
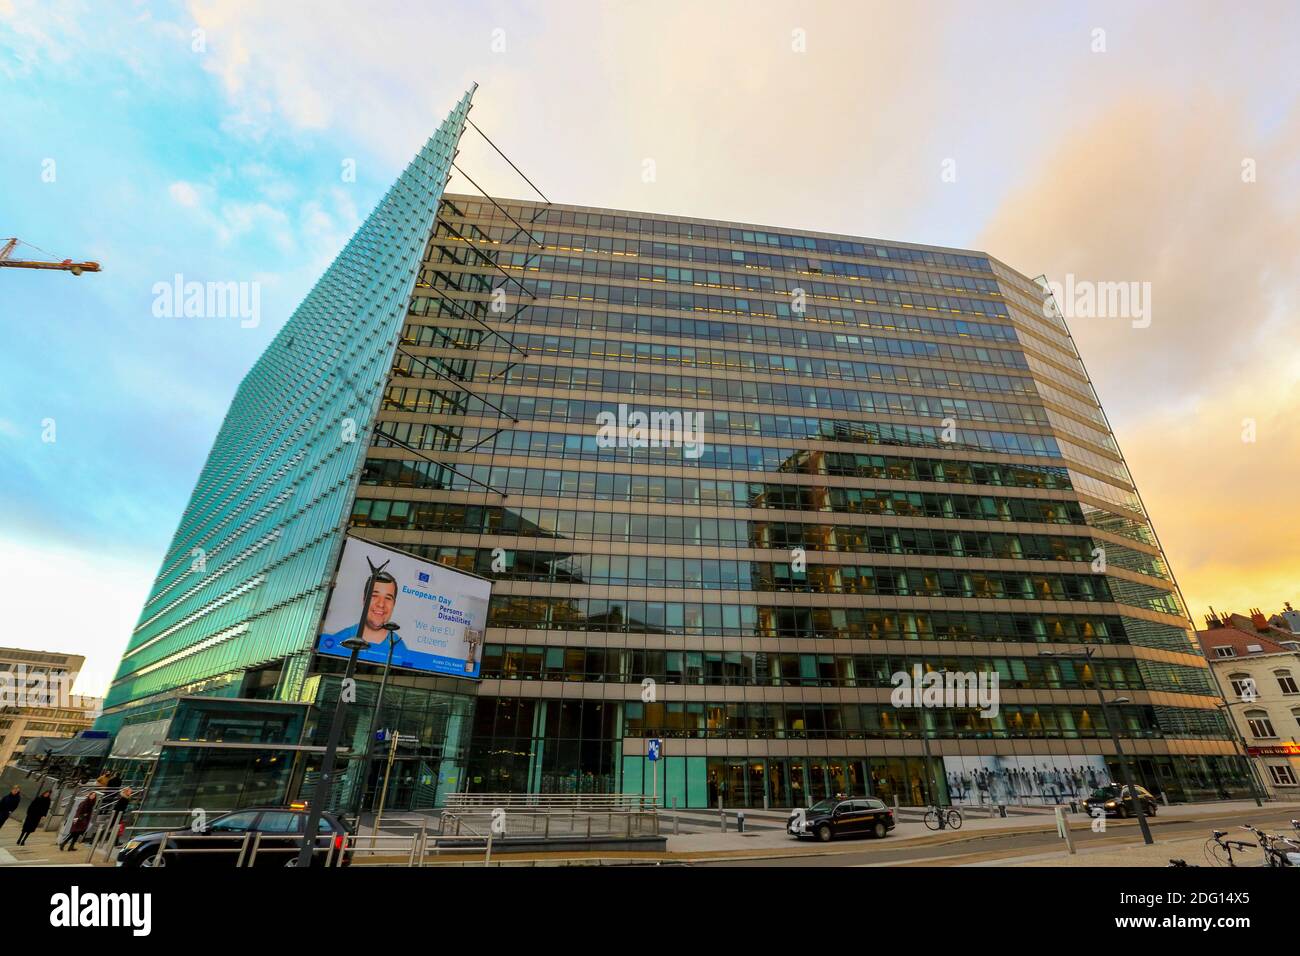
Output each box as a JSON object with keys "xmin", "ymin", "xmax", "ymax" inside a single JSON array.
[{"xmin": 1, "ymin": 0, "xmax": 1297, "ymax": 696}]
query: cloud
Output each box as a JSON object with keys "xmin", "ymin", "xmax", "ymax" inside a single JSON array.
[
  {"xmin": 0, "ymin": 535, "xmax": 157, "ymax": 697},
  {"xmin": 168, "ymin": 179, "xmax": 202, "ymax": 207},
  {"xmin": 977, "ymin": 78, "xmax": 1300, "ymax": 620},
  {"xmin": 166, "ymin": 177, "xmax": 296, "ymax": 251},
  {"xmin": 980, "ymin": 92, "xmax": 1300, "ymax": 421},
  {"xmin": 1119, "ymin": 344, "xmax": 1300, "ymax": 621}
]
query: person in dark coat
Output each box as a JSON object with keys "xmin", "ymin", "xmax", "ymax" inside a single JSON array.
[
  {"xmin": 108, "ymin": 787, "xmax": 134, "ymax": 844},
  {"xmin": 0, "ymin": 786, "xmax": 21, "ymax": 829},
  {"xmin": 59, "ymin": 792, "xmax": 97, "ymax": 851},
  {"xmin": 15, "ymin": 790, "xmax": 52, "ymax": 846}
]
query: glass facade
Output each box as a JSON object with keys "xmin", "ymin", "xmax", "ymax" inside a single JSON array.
[
  {"xmin": 97, "ymin": 123, "xmax": 1249, "ymax": 811},
  {"xmin": 361, "ymin": 195, "xmax": 1248, "ymax": 805},
  {"xmin": 96, "ymin": 90, "xmax": 479, "ymax": 811}
]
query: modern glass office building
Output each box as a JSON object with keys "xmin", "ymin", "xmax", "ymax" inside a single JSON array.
[{"xmin": 98, "ymin": 89, "xmax": 1249, "ymax": 811}]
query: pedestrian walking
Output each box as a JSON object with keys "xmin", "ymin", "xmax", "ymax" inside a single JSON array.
[
  {"xmin": 58, "ymin": 792, "xmax": 97, "ymax": 851},
  {"xmin": 0, "ymin": 786, "xmax": 21, "ymax": 829},
  {"xmin": 15, "ymin": 790, "xmax": 52, "ymax": 846},
  {"xmin": 108, "ymin": 787, "xmax": 134, "ymax": 845}
]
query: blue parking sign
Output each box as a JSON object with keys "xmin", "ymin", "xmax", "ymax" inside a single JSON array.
[{"xmin": 647, "ymin": 738, "xmax": 662, "ymax": 761}]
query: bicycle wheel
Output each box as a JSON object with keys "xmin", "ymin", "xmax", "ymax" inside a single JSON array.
[
  {"xmin": 923, "ymin": 809, "xmax": 941, "ymax": 831},
  {"xmin": 946, "ymin": 809, "xmax": 963, "ymax": 830}
]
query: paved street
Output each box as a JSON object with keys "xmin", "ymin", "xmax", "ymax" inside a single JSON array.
[{"xmin": 689, "ymin": 802, "xmax": 1300, "ymax": 867}]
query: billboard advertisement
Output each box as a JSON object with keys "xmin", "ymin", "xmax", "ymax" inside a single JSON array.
[
  {"xmin": 317, "ymin": 536, "xmax": 491, "ymax": 679},
  {"xmin": 941, "ymin": 754, "xmax": 1114, "ymax": 806}
]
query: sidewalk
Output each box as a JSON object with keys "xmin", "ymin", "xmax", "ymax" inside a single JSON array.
[{"xmin": 0, "ymin": 820, "xmax": 100, "ymax": 867}]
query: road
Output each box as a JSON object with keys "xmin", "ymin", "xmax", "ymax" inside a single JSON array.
[{"xmin": 695, "ymin": 807, "xmax": 1300, "ymax": 866}]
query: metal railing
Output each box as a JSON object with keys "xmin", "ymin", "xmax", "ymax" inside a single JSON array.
[
  {"xmin": 106, "ymin": 810, "xmax": 495, "ymax": 868},
  {"xmin": 437, "ymin": 792, "xmax": 659, "ymax": 840},
  {"xmin": 438, "ymin": 807, "xmax": 659, "ymax": 840},
  {"xmin": 444, "ymin": 792, "xmax": 656, "ymax": 810}
]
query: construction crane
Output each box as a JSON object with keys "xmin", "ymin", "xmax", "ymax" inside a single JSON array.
[{"xmin": 0, "ymin": 237, "xmax": 101, "ymax": 275}]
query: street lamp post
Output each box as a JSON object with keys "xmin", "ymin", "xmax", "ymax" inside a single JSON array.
[
  {"xmin": 296, "ymin": 557, "xmax": 390, "ymax": 868},
  {"xmin": 1041, "ymin": 648, "xmax": 1153, "ymax": 845},
  {"xmin": 919, "ymin": 709, "xmax": 938, "ymax": 807},
  {"xmin": 354, "ymin": 622, "xmax": 401, "ymax": 819},
  {"xmin": 1216, "ymin": 699, "xmax": 1266, "ymax": 807},
  {"xmin": 296, "ymin": 635, "xmax": 367, "ymax": 867},
  {"xmin": 914, "ymin": 671, "xmax": 943, "ymax": 808}
]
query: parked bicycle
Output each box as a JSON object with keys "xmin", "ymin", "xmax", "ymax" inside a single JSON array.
[
  {"xmin": 1202, "ymin": 829, "xmax": 1255, "ymax": 867},
  {"xmin": 1173, "ymin": 824, "xmax": 1300, "ymax": 867},
  {"xmin": 1242, "ymin": 824, "xmax": 1300, "ymax": 868},
  {"xmin": 923, "ymin": 805, "xmax": 963, "ymax": 831}
]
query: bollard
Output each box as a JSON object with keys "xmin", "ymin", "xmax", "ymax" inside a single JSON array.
[
  {"xmin": 672, "ymin": 797, "xmax": 679, "ymax": 836},
  {"xmin": 1055, "ymin": 806, "xmax": 1075, "ymax": 855},
  {"xmin": 719, "ymin": 806, "xmax": 727, "ymax": 833},
  {"xmin": 737, "ymin": 811, "xmax": 745, "ymax": 833},
  {"xmin": 998, "ymin": 804, "xmax": 1007, "ymax": 818}
]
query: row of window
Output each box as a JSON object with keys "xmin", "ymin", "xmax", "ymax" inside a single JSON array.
[
  {"xmin": 370, "ymin": 540, "xmax": 1169, "ymax": 596},
  {"xmin": 404, "ymin": 315, "xmax": 1041, "ymax": 397},
  {"xmin": 481, "ymin": 645, "xmax": 1213, "ymax": 695},
  {"xmin": 501, "ymin": 273, "xmax": 1012, "ymax": 320},
  {"xmin": 476, "ymin": 698, "xmax": 1223, "ymax": 740},
  {"xmin": 373, "ymin": 421, "xmax": 1063, "ymax": 463},
  {"xmin": 410, "ymin": 322, "xmax": 1031, "ymax": 373},
  {"xmin": 1243, "ymin": 710, "xmax": 1300, "ymax": 739},
  {"xmin": 387, "ymin": 386, "xmax": 1055, "ymax": 432},
  {"xmin": 477, "ymin": 597, "xmax": 1195, "ymax": 652},
  {"xmin": 361, "ymin": 453, "xmax": 1073, "ymax": 500},
  {"xmin": 481, "ymin": 597, "xmax": 1133, "ymax": 639},
  {"xmin": 434, "ymin": 221, "xmax": 1003, "ymax": 294},
  {"xmin": 380, "ymin": 545, "xmax": 1160, "ymax": 594},
  {"xmin": 439, "ymin": 199, "xmax": 996, "ymax": 273},
  {"xmin": 350, "ymin": 495, "xmax": 1087, "ymax": 541},
  {"xmin": 1229, "ymin": 672, "xmax": 1300, "ymax": 697},
  {"xmin": 378, "ymin": 527, "xmax": 1103, "ymax": 575},
  {"xmin": 432, "ymin": 250, "xmax": 1011, "ymax": 327}
]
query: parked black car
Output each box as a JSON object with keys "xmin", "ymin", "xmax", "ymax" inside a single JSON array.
[
  {"xmin": 1082, "ymin": 784, "xmax": 1158, "ymax": 818},
  {"xmin": 117, "ymin": 807, "xmax": 351, "ymax": 868},
  {"xmin": 788, "ymin": 797, "xmax": 895, "ymax": 842}
]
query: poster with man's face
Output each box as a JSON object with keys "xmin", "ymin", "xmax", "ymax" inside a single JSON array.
[{"xmin": 316, "ymin": 536, "xmax": 492, "ymax": 678}]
